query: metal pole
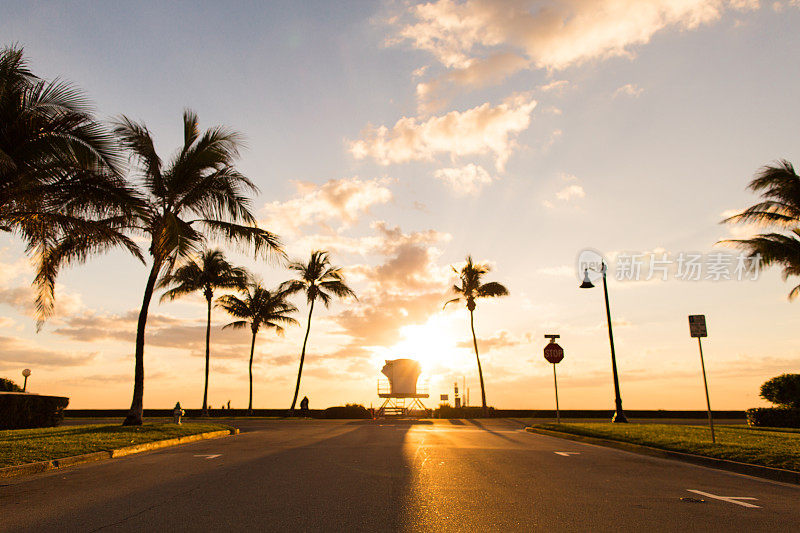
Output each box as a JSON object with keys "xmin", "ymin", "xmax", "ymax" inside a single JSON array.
[
  {"xmin": 553, "ymin": 363, "xmax": 560, "ymax": 423},
  {"xmin": 697, "ymin": 337, "xmax": 715, "ymax": 443},
  {"xmin": 23, "ymin": 375, "xmax": 28, "ymax": 392},
  {"xmin": 602, "ymin": 266, "xmax": 627, "ymax": 423}
]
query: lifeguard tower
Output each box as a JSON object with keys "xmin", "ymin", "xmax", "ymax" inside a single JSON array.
[{"xmin": 377, "ymin": 359, "xmax": 429, "ymax": 417}]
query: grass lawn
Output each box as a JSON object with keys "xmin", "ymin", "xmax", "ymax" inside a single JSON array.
[
  {"xmin": 534, "ymin": 423, "xmax": 800, "ymax": 472},
  {"xmin": 0, "ymin": 423, "xmax": 231, "ymax": 468}
]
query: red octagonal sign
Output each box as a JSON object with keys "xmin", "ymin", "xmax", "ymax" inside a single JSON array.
[{"xmin": 543, "ymin": 342, "xmax": 564, "ymax": 364}]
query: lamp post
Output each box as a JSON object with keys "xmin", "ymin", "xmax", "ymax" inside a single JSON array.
[
  {"xmin": 580, "ymin": 263, "xmax": 627, "ymax": 423},
  {"xmin": 22, "ymin": 368, "xmax": 31, "ymax": 392}
]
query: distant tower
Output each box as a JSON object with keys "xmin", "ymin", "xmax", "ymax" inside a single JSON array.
[{"xmin": 454, "ymin": 381, "xmax": 461, "ymax": 408}]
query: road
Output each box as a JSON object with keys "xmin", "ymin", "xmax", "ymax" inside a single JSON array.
[{"xmin": 2, "ymin": 419, "xmax": 798, "ymax": 531}]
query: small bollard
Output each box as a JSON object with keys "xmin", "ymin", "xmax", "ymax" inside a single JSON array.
[{"xmin": 173, "ymin": 402, "xmax": 185, "ymax": 425}]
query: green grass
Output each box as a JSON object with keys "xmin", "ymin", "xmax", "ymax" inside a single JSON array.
[
  {"xmin": 534, "ymin": 423, "xmax": 800, "ymax": 471},
  {"xmin": 0, "ymin": 423, "xmax": 231, "ymax": 468}
]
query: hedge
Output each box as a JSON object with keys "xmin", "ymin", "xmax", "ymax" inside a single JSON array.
[
  {"xmin": 746, "ymin": 407, "xmax": 800, "ymax": 428},
  {"xmin": 323, "ymin": 404, "xmax": 372, "ymax": 419},
  {"xmin": 0, "ymin": 378, "xmax": 23, "ymax": 392},
  {"xmin": 0, "ymin": 393, "xmax": 70, "ymax": 430},
  {"xmin": 435, "ymin": 405, "xmax": 493, "ymax": 418}
]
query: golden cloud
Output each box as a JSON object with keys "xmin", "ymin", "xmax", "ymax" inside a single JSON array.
[{"xmin": 349, "ymin": 96, "xmax": 537, "ymax": 171}]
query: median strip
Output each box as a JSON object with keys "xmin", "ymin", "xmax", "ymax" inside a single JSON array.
[
  {"xmin": 0, "ymin": 423, "xmax": 238, "ymax": 478},
  {"xmin": 526, "ymin": 423, "xmax": 800, "ymax": 484}
]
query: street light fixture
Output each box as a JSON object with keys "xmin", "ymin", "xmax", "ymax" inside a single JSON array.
[
  {"xmin": 580, "ymin": 263, "xmax": 627, "ymax": 423},
  {"xmin": 22, "ymin": 368, "xmax": 31, "ymax": 392}
]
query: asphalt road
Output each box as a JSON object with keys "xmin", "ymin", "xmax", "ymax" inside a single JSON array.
[{"xmin": 2, "ymin": 419, "xmax": 798, "ymax": 532}]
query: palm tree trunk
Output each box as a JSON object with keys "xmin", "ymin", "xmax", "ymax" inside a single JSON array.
[
  {"xmin": 123, "ymin": 260, "xmax": 161, "ymax": 426},
  {"xmin": 469, "ymin": 309, "xmax": 488, "ymax": 417},
  {"xmin": 248, "ymin": 329, "xmax": 256, "ymax": 414},
  {"xmin": 201, "ymin": 295, "xmax": 212, "ymax": 415},
  {"xmin": 290, "ymin": 299, "xmax": 315, "ymax": 413}
]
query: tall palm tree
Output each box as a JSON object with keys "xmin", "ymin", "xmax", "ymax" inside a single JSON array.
[
  {"xmin": 723, "ymin": 160, "xmax": 800, "ymax": 299},
  {"xmin": 105, "ymin": 110, "xmax": 282, "ymax": 425},
  {"xmin": 444, "ymin": 256, "xmax": 509, "ymax": 416},
  {"xmin": 0, "ymin": 45, "xmax": 140, "ymax": 325},
  {"xmin": 284, "ymin": 250, "xmax": 356, "ymax": 413},
  {"xmin": 217, "ymin": 281, "xmax": 298, "ymax": 413},
  {"xmin": 159, "ymin": 249, "xmax": 247, "ymax": 414}
]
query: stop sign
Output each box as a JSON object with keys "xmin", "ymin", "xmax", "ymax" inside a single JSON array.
[{"xmin": 543, "ymin": 342, "xmax": 564, "ymax": 364}]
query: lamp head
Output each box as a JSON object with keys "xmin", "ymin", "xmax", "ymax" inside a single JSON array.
[{"xmin": 579, "ymin": 269, "xmax": 595, "ymax": 289}]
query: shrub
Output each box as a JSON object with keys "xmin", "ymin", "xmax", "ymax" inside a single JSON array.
[
  {"xmin": 0, "ymin": 393, "xmax": 70, "ymax": 429},
  {"xmin": 746, "ymin": 407, "xmax": 800, "ymax": 428},
  {"xmin": 760, "ymin": 373, "xmax": 800, "ymax": 408},
  {"xmin": 0, "ymin": 378, "xmax": 23, "ymax": 392},
  {"xmin": 323, "ymin": 404, "xmax": 372, "ymax": 419}
]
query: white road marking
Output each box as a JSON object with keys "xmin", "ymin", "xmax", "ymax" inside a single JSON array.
[
  {"xmin": 194, "ymin": 454, "xmax": 221, "ymax": 460},
  {"xmin": 554, "ymin": 452, "xmax": 580, "ymax": 456},
  {"xmin": 687, "ymin": 490, "xmax": 760, "ymax": 508}
]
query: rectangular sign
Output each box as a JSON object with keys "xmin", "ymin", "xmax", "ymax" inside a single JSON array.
[
  {"xmin": 440, "ymin": 394, "xmax": 449, "ymax": 401},
  {"xmin": 688, "ymin": 315, "xmax": 707, "ymax": 337}
]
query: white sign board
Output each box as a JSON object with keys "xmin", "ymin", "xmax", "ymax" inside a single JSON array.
[{"xmin": 688, "ymin": 315, "xmax": 707, "ymax": 338}]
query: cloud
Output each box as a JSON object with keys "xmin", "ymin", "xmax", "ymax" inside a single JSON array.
[
  {"xmin": 349, "ymin": 95, "xmax": 537, "ymax": 171},
  {"xmin": 543, "ymin": 174, "xmax": 585, "ymax": 207},
  {"xmin": 416, "ymin": 53, "xmax": 530, "ymax": 112},
  {"xmin": 720, "ymin": 208, "xmax": 760, "ymax": 239},
  {"xmin": 433, "ymin": 163, "xmax": 495, "ymax": 195},
  {"xmin": 261, "ymin": 176, "xmax": 393, "ymax": 236},
  {"xmin": 537, "ymin": 79, "xmax": 571, "ymax": 94},
  {"xmin": 395, "ymin": 0, "xmax": 757, "ymax": 105},
  {"xmin": 0, "ymin": 284, "xmax": 84, "ymax": 319},
  {"xmin": 399, "ymin": 0, "xmax": 753, "ymax": 70},
  {"xmin": 328, "ymin": 223, "xmax": 452, "ymax": 357},
  {"xmin": 52, "ymin": 309, "xmax": 253, "ymax": 357},
  {"xmin": 614, "ymin": 83, "xmax": 644, "ymax": 98},
  {"xmin": 556, "ymin": 184, "xmax": 585, "ymax": 201},
  {"xmin": 456, "ymin": 330, "xmax": 529, "ymax": 353},
  {"xmin": 0, "ymin": 335, "xmax": 95, "ymax": 368},
  {"xmin": 358, "ymin": 221, "xmax": 452, "ymax": 291}
]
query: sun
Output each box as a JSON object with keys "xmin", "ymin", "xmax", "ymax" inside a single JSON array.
[{"xmin": 389, "ymin": 314, "xmax": 464, "ymax": 376}]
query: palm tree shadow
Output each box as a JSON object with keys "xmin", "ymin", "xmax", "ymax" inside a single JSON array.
[
  {"xmin": 24, "ymin": 423, "xmax": 420, "ymax": 531},
  {"xmin": 464, "ymin": 418, "xmax": 516, "ymax": 442}
]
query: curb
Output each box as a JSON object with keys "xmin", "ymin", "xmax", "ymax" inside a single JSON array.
[
  {"xmin": 0, "ymin": 427, "xmax": 239, "ymax": 479},
  {"xmin": 525, "ymin": 426, "xmax": 800, "ymax": 485}
]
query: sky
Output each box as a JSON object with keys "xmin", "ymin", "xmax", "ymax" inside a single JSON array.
[{"xmin": 2, "ymin": 0, "xmax": 800, "ymax": 411}]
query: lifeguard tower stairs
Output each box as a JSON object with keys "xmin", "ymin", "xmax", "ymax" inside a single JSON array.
[{"xmin": 377, "ymin": 359, "xmax": 429, "ymax": 418}]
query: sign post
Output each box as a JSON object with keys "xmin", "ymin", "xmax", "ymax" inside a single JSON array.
[
  {"xmin": 688, "ymin": 315, "xmax": 714, "ymax": 443},
  {"xmin": 543, "ymin": 334, "xmax": 565, "ymax": 423},
  {"xmin": 21, "ymin": 368, "xmax": 30, "ymax": 392}
]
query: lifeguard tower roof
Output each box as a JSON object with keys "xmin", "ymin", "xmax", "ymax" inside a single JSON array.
[{"xmin": 379, "ymin": 359, "xmax": 428, "ymax": 398}]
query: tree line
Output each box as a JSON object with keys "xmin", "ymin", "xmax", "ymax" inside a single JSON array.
[{"xmin": 0, "ymin": 45, "xmax": 357, "ymax": 424}]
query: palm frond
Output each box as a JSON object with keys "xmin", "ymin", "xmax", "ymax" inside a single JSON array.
[{"xmin": 478, "ymin": 281, "xmax": 509, "ymax": 298}]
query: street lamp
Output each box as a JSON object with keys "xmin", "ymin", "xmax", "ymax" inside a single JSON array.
[
  {"xmin": 22, "ymin": 368, "xmax": 31, "ymax": 392},
  {"xmin": 580, "ymin": 263, "xmax": 627, "ymax": 423}
]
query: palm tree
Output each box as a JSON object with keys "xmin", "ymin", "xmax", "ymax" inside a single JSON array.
[
  {"xmin": 444, "ymin": 255, "xmax": 509, "ymax": 416},
  {"xmin": 0, "ymin": 45, "xmax": 140, "ymax": 325},
  {"xmin": 284, "ymin": 250, "xmax": 356, "ymax": 413},
  {"xmin": 109, "ymin": 110, "xmax": 282, "ymax": 425},
  {"xmin": 723, "ymin": 160, "xmax": 800, "ymax": 299},
  {"xmin": 159, "ymin": 249, "xmax": 247, "ymax": 414},
  {"xmin": 217, "ymin": 281, "xmax": 298, "ymax": 413}
]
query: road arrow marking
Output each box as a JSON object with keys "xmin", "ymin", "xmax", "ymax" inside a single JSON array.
[
  {"xmin": 194, "ymin": 454, "xmax": 221, "ymax": 460},
  {"xmin": 687, "ymin": 490, "xmax": 760, "ymax": 508},
  {"xmin": 554, "ymin": 452, "xmax": 580, "ymax": 456}
]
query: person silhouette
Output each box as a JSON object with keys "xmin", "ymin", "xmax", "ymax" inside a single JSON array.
[{"xmin": 300, "ymin": 396, "xmax": 309, "ymax": 417}]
